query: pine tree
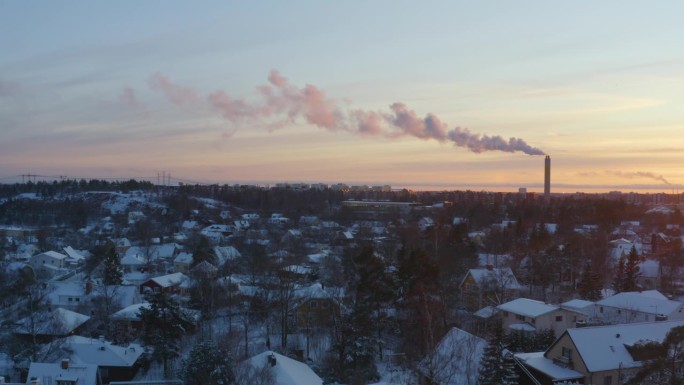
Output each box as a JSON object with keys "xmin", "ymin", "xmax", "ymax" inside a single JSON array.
[
  {"xmin": 102, "ymin": 245, "xmax": 123, "ymax": 285},
  {"xmin": 613, "ymin": 256, "xmax": 626, "ymax": 294},
  {"xmin": 478, "ymin": 326, "xmax": 519, "ymax": 385},
  {"xmin": 577, "ymin": 262, "xmax": 602, "ymax": 301},
  {"xmin": 623, "ymin": 245, "xmax": 641, "ymax": 292},
  {"xmin": 179, "ymin": 340, "xmax": 234, "ymax": 385},
  {"xmin": 139, "ymin": 291, "xmax": 195, "ymax": 378}
]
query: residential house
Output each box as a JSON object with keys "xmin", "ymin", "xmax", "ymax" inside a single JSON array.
[
  {"xmin": 497, "ymin": 298, "xmax": 588, "ymax": 338},
  {"xmin": 111, "ymin": 303, "xmax": 150, "ymax": 343},
  {"xmin": 459, "ymin": 267, "xmax": 522, "ymax": 311},
  {"xmin": 288, "ymin": 283, "xmax": 340, "ymax": 331},
  {"xmin": 60, "ymin": 335, "xmax": 144, "ymax": 384},
  {"xmin": 239, "ymin": 351, "xmax": 322, "ymax": 385},
  {"xmin": 594, "ymin": 290, "xmax": 684, "ymax": 324},
  {"xmin": 30, "ymin": 251, "xmax": 68, "ymax": 276},
  {"xmin": 139, "ymin": 272, "xmax": 189, "ymax": 295},
  {"xmin": 173, "ymin": 252, "xmax": 193, "ymax": 274},
  {"xmin": 516, "ymin": 320, "xmax": 684, "ymax": 385},
  {"xmin": 27, "ymin": 360, "xmax": 100, "ymax": 385},
  {"xmin": 15, "ymin": 308, "xmax": 90, "ymax": 341},
  {"xmin": 417, "ymin": 327, "xmax": 487, "ymax": 385}
]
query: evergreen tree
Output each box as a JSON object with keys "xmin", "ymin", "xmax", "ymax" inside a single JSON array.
[
  {"xmin": 478, "ymin": 326, "xmax": 519, "ymax": 385},
  {"xmin": 179, "ymin": 340, "xmax": 234, "ymax": 385},
  {"xmin": 613, "ymin": 256, "xmax": 626, "ymax": 294},
  {"xmin": 139, "ymin": 291, "xmax": 195, "ymax": 377},
  {"xmin": 623, "ymin": 245, "xmax": 641, "ymax": 292},
  {"xmin": 577, "ymin": 262, "xmax": 602, "ymax": 301},
  {"xmin": 102, "ymin": 245, "xmax": 123, "ymax": 285},
  {"xmin": 626, "ymin": 325, "xmax": 684, "ymax": 385}
]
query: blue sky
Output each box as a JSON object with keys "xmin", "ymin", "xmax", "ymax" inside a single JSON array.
[{"xmin": 2, "ymin": 1, "xmax": 684, "ymax": 192}]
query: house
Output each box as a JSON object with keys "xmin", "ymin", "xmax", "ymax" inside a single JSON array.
[
  {"xmin": 27, "ymin": 360, "xmax": 100, "ymax": 385},
  {"xmin": 459, "ymin": 267, "xmax": 522, "ymax": 310},
  {"xmin": 417, "ymin": 327, "xmax": 487, "ymax": 385},
  {"xmin": 238, "ymin": 351, "xmax": 322, "ymax": 385},
  {"xmin": 214, "ymin": 246, "xmax": 241, "ymax": 266},
  {"xmin": 173, "ymin": 252, "xmax": 193, "ymax": 273},
  {"xmin": 515, "ymin": 320, "xmax": 684, "ymax": 385},
  {"xmin": 594, "ymin": 290, "xmax": 684, "ymax": 324},
  {"xmin": 139, "ymin": 272, "xmax": 189, "ymax": 295},
  {"xmin": 60, "ymin": 335, "xmax": 144, "ymax": 384},
  {"xmin": 30, "ymin": 251, "xmax": 68, "ymax": 276},
  {"xmin": 111, "ymin": 303, "xmax": 150, "ymax": 342},
  {"xmin": 497, "ymin": 298, "xmax": 587, "ymax": 338},
  {"xmin": 288, "ymin": 283, "xmax": 340, "ymax": 331},
  {"xmin": 15, "ymin": 308, "xmax": 90, "ymax": 340},
  {"xmin": 44, "ymin": 282, "xmax": 92, "ymax": 310}
]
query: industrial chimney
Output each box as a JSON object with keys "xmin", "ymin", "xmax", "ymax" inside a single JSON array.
[{"xmin": 544, "ymin": 155, "xmax": 551, "ymax": 198}]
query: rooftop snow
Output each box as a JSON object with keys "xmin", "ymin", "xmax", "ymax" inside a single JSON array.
[{"xmin": 498, "ymin": 298, "xmax": 559, "ymax": 318}]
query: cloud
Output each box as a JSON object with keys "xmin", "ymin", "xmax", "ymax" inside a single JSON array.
[{"xmin": 148, "ymin": 72, "xmax": 199, "ymax": 106}]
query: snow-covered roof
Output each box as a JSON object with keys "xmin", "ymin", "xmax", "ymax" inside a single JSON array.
[
  {"xmin": 473, "ymin": 306, "xmax": 498, "ymax": 319},
  {"xmin": 463, "ymin": 267, "xmax": 522, "ymax": 290},
  {"xmin": 147, "ymin": 272, "xmax": 188, "ymax": 288},
  {"xmin": 174, "ymin": 251, "xmax": 193, "ymax": 264},
  {"xmin": 417, "ymin": 327, "xmax": 487, "ymax": 385},
  {"xmin": 564, "ymin": 320, "xmax": 684, "ymax": 372},
  {"xmin": 28, "ymin": 362, "xmax": 98, "ymax": 385},
  {"xmin": 111, "ymin": 302, "xmax": 151, "ymax": 321},
  {"xmin": 120, "ymin": 254, "xmax": 145, "ymax": 266},
  {"xmin": 63, "ymin": 335, "xmax": 144, "ymax": 367},
  {"xmin": 497, "ymin": 298, "xmax": 559, "ymax": 318},
  {"xmin": 293, "ymin": 283, "xmax": 331, "ymax": 300},
  {"xmin": 509, "ymin": 322, "xmax": 537, "ymax": 332},
  {"xmin": 515, "ymin": 352, "xmax": 584, "ymax": 382},
  {"xmin": 214, "ymin": 246, "xmax": 241, "ymax": 264},
  {"xmin": 63, "ymin": 246, "xmax": 87, "ymax": 262},
  {"xmin": 149, "ymin": 243, "xmax": 178, "ymax": 259},
  {"xmin": 596, "ymin": 290, "xmax": 681, "ymax": 316},
  {"xmin": 561, "ymin": 299, "xmax": 595, "ymax": 313},
  {"xmin": 36, "ymin": 250, "xmax": 68, "ymax": 260},
  {"xmin": 16, "ymin": 308, "xmax": 90, "ymax": 335},
  {"xmin": 242, "ymin": 351, "xmax": 322, "ymax": 385}
]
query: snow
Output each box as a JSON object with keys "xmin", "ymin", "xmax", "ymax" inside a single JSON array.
[
  {"xmin": 497, "ymin": 298, "xmax": 559, "ymax": 318},
  {"xmin": 567, "ymin": 320, "xmax": 684, "ymax": 372},
  {"xmin": 417, "ymin": 327, "xmax": 487, "ymax": 385},
  {"xmin": 149, "ymin": 272, "xmax": 188, "ymax": 287},
  {"xmin": 63, "ymin": 335, "xmax": 144, "ymax": 367},
  {"xmin": 112, "ymin": 302, "xmax": 151, "ymax": 321},
  {"xmin": 27, "ymin": 362, "xmax": 99, "ymax": 385},
  {"xmin": 473, "ymin": 306, "xmax": 498, "ymax": 319},
  {"xmin": 597, "ymin": 290, "xmax": 681, "ymax": 316},
  {"xmin": 508, "ymin": 322, "xmax": 537, "ymax": 332},
  {"xmin": 242, "ymin": 351, "xmax": 322, "ymax": 385},
  {"xmin": 515, "ymin": 352, "xmax": 584, "ymax": 381}
]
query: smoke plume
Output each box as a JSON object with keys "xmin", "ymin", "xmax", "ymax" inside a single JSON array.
[
  {"xmin": 609, "ymin": 171, "xmax": 671, "ymax": 185},
  {"xmin": 154, "ymin": 69, "xmax": 545, "ymax": 155}
]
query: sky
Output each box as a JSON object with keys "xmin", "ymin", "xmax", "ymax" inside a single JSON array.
[{"xmin": 2, "ymin": 1, "xmax": 684, "ymax": 193}]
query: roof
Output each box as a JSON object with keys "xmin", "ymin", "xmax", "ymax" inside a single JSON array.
[
  {"xmin": 515, "ymin": 352, "xmax": 584, "ymax": 381},
  {"xmin": 462, "ymin": 267, "xmax": 522, "ymax": 290},
  {"xmin": 28, "ymin": 362, "xmax": 99, "ymax": 385},
  {"xmin": 242, "ymin": 351, "xmax": 322, "ymax": 385},
  {"xmin": 497, "ymin": 298, "xmax": 559, "ymax": 318},
  {"xmin": 36, "ymin": 250, "xmax": 68, "ymax": 260},
  {"xmin": 597, "ymin": 290, "xmax": 681, "ymax": 316},
  {"xmin": 174, "ymin": 252, "xmax": 193, "ymax": 264},
  {"xmin": 417, "ymin": 327, "xmax": 487, "ymax": 385},
  {"xmin": 16, "ymin": 308, "xmax": 90, "ymax": 336},
  {"xmin": 473, "ymin": 306, "xmax": 498, "ymax": 319},
  {"xmin": 147, "ymin": 272, "xmax": 188, "ymax": 287},
  {"xmin": 63, "ymin": 335, "xmax": 144, "ymax": 367},
  {"xmin": 112, "ymin": 302, "xmax": 151, "ymax": 321},
  {"xmin": 564, "ymin": 320, "xmax": 684, "ymax": 372},
  {"xmin": 509, "ymin": 322, "xmax": 537, "ymax": 332}
]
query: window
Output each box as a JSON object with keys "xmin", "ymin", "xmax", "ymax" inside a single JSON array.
[
  {"xmin": 516, "ymin": 314, "xmax": 525, "ymax": 321},
  {"xmin": 310, "ymin": 301, "xmax": 317, "ymax": 309},
  {"xmin": 556, "ymin": 315, "xmax": 563, "ymax": 322},
  {"xmin": 562, "ymin": 347, "xmax": 572, "ymax": 359},
  {"xmin": 600, "ymin": 306, "xmax": 604, "ymax": 313},
  {"xmin": 68, "ymin": 298, "xmax": 73, "ymax": 302},
  {"xmin": 503, "ymin": 311, "xmax": 509, "ymax": 317},
  {"xmin": 603, "ymin": 375, "xmax": 613, "ymax": 385},
  {"xmin": 322, "ymin": 301, "xmax": 329, "ymax": 308}
]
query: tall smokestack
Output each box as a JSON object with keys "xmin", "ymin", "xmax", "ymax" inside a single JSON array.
[{"xmin": 544, "ymin": 155, "xmax": 551, "ymax": 198}]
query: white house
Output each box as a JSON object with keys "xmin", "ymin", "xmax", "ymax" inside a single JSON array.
[{"xmin": 239, "ymin": 351, "xmax": 322, "ymax": 385}]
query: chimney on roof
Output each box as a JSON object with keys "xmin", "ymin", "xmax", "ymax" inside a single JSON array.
[
  {"xmin": 61, "ymin": 359, "xmax": 70, "ymax": 370},
  {"xmin": 486, "ymin": 264, "xmax": 494, "ymax": 271},
  {"xmin": 268, "ymin": 353, "xmax": 277, "ymax": 367},
  {"xmin": 85, "ymin": 280, "xmax": 93, "ymax": 295}
]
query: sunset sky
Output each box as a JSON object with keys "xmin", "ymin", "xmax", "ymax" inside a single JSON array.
[{"xmin": 2, "ymin": 1, "xmax": 684, "ymax": 193}]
